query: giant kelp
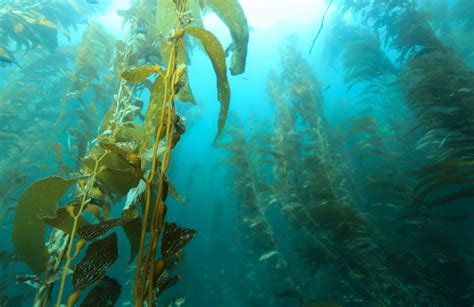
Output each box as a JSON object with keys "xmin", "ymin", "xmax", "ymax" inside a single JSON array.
[
  {"xmin": 263, "ymin": 42, "xmax": 452, "ymax": 305},
  {"xmin": 0, "ymin": 0, "xmax": 105, "ymax": 65},
  {"xmin": 152, "ymin": 0, "xmax": 248, "ymax": 104},
  {"xmin": 219, "ymin": 122, "xmax": 303, "ymax": 306},
  {"xmin": 9, "ymin": 0, "xmax": 248, "ymax": 306},
  {"xmin": 329, "ymin": 1, "xmax": 474, "ymax": 304}
]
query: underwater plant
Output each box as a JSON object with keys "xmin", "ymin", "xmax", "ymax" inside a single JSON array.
[
  {"xmin": 0, "ymin": 0, "xmax": 106, "ymax": 66},
  {"xmin": 10, "ymin": 0, "xmax": 249, "ymax": 306},
  {"xmin": 330, "ymin": 1, "xmax": 474, "ymax": 303},
  {"xmin": 264, "ymin": 42, "xmax": 459, "ymax": 305},
  {"xmin": 219, "ymin": 121, "xmax": 303, "ymax": 306}
]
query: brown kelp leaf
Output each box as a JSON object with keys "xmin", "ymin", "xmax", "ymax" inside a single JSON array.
[
  {"xmin": 161, "ymin": 222, "xmax": 196, "ymax": 259},
  {"xmin": 83, "ymin": 151, "xmax": 140, "ymax": 197},
  {"xmin": 73, "ymin": 232, "xmax": 118, "ymax": 291},
  {"xmin": 168, "ymin": 181, "xmax": 185, "ymax": 203},
  {"xmin": 99, "ymin": 101, "xmax": 117, "ymax": 133},
  {"xmin": 175, "ymin": 44, "xmax": 197, "ymax": 104},
  {"xmin": 153, "ymin": 271, "xmax": 180, "ymax": 300},
  {"xmin": 184, "ymin": 26, "xmax": 230, "ymax": 141},
  {"xmin": 121, "ymin": 65, "xmax": 158, "ymax": 83},
  {"xmin": 42, "ymin": 207, "xmax": 89, "ymax": 234},
  {"xmin": 76, "ymin": 219, "xmax": 122, "ymax": 241},
  {"xmin": 156, "ymin": 0, "xmax": 179, "ymax": 39},
  {"xmin": 144, "ymin": 73, "xmax": 166, "ymax": 139},
  {"xmin": 80, "ymin": 276, "xmax": 121, "ymax": 307},
  {"xmin": 201, "ymin": 0, "xmax": 249, "ymax": 75},
  {"xmin": 77, "ymin": 207, "xmax": 138, "ymax": 240},
  {"xmin": 99, "ymin": 139, "xmax": 138, "ymax": 159},
  {"xmin": 155, "ymin": 0, "xmax": 200, "ymax": 105},
  {"xmin": 13, "ymin": 176, "xmax": 76, "ymax": 275},
  {"xmin": 122, "ymin": 217, "xmax": 142, "ymax": 263}
]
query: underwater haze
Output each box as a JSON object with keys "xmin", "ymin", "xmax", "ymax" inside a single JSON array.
[{"xmin": 1, "ymin": 0, "xmax": 473, "ymax": 306}]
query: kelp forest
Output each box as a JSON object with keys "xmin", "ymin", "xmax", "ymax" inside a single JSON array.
[{"xmin": 0, "ymin": 0, "xmax": 473, "ymax": 306}]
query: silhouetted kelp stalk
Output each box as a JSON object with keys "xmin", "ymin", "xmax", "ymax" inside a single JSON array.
[
  {"xmin": 332, "ymin": 1, "xmax": 474, "ymax": 303},
  {"xmin": 0, "ymin": 0, "xmax": 106, "ymax": 215},
  {"xmin": 0, "ymin": 0, "xmax": 107, "ymax": 67},
  {"xmin": 11, "ymin": 0, "xmax": 249, "ymax": 306},
  {"xmin": 59, "ymin": 22, "xmax": 117, "ymax": 167},
  {"xmin": 336, "ymin": 0, "xmax": 474, "ymax": 209},
  {"xmin": 328, "ymin": 21, "xmax": 418, "ymax": 210},
  {"xmin": 218, "ymin": 123, "xmax": 303, "ymax": 305},
  {"xmin": 266, "ymin": 43, "xmax": 424, "ymax": 305}
]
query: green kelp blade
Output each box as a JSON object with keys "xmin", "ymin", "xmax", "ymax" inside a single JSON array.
[
  {"xmin": 122, "ymin": 217, "xmax": 142, "ymax": 263},
  {"xmin": 201, "ymin": 0, "xmax": 249, "ymax": 75},
  {"xmin": 184, "ymin": 26, "xmax": 230, "ymax": 141},
  {"xmin": 13, "ymin": 176, "xmax": 77, "ymax": 275},
  {"xmin": 42, "ymin": 206, "xmax": 89, "ymax": 234},
  {"xmin": 121, "ymin": 65, "xmax": 157, "ymax": 83}
]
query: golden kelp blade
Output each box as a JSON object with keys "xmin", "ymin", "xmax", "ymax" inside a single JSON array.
[
  {"xmin": 155, "ymin": 0, "xmax": 197, "ymax": 104},
  {"xmin": 13, "ymin": 176, "xmax": 77, "ymax": 274},
  {"xmin": 184, "ymin": 26, "xmax": 230, "ymax": 141},
  {"xmin": 121, "ymin": 65, "xmax": 159, "ymax": 83},
  {"xmin": 201, "ymin": 0, "xmax": 249, "ymax": 75},
  {"xmin": 42, "ymin": 206, "xmax": 90, "ymax": 234}
]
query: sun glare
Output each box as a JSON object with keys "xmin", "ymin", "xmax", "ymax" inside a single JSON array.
[{"xmin": 239, "ymin": 0, "xmax": 327, "ymax": 30}]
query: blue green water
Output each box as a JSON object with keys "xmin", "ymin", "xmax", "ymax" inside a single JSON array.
[{"xmin": 0, "ymin": 0, "xmax": 473, "ymax": 306}]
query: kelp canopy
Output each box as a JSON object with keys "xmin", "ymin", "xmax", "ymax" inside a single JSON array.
[{"xmin": 1, "ymin": 0, "xmax": 473, "ymax": 306}]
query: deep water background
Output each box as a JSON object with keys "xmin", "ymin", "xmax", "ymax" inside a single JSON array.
[{"xmin": 1, "ymin": 0, "xmax": 473, "ymax": 306}]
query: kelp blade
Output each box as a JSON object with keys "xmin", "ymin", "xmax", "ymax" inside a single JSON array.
[
  {"xmin": 12, "ymin": 176, "xmax": 76, "ymax": 274},
  {"xmin": 202, "ymin": 0, "xmax": 249, "ymax": 75},
  {"xmin": 184, "ymin": 26, "xmax": 230, "ymax": 141}
]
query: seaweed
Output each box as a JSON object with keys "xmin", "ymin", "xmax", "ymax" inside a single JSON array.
[
  {"xmin": 200, "ymin": 0, "xmax": 249, "ymax": 75},
  {"xmin": 12, "ymin": 176, "xmax": 77, "ymax": 275},
  {"xmin": 68, "ymin": 233, "xmax": 118, "ymax": 305},
  {"xmin": 80, "ymin": 276, "xmax": 121, "ymax": 307},
  {"xmin": 219, "ymin": 121, "xmax": 303, "ymax": 305},
  {"xmin": 184, "ymin": 26, "xmax": 230, "ymax": 140},
  {"xmin": 161, "ymin": 222, "xmax": 196, "ymax": 259}
]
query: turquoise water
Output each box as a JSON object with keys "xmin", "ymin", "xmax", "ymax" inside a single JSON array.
[{"xmin": 0, "ymin": 0, "xmax": 473, "ymax": 306}]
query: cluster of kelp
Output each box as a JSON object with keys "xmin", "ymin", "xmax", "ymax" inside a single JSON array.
[
  {"xmin": 332, "ymin": 1, "xmax": 474, "ymax": 304},
  {"xmin": 220, "ymin": 1, "xmax": 473, "ymax": 305},
  {"xmin": 218, "ymin": 122, "xmax": 302, "ymax": 306},
  {"xmin": 0, "ymin": 1, "xmax": 114, "ymax": 304},
  {"xmin": 1, "ymin": 0, "xmax": 248, "ymax": 306}
]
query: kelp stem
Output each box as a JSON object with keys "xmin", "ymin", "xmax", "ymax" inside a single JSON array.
[{"xmin": 55, "ymin": 153, "xmax": 106, "ymax": 307}]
